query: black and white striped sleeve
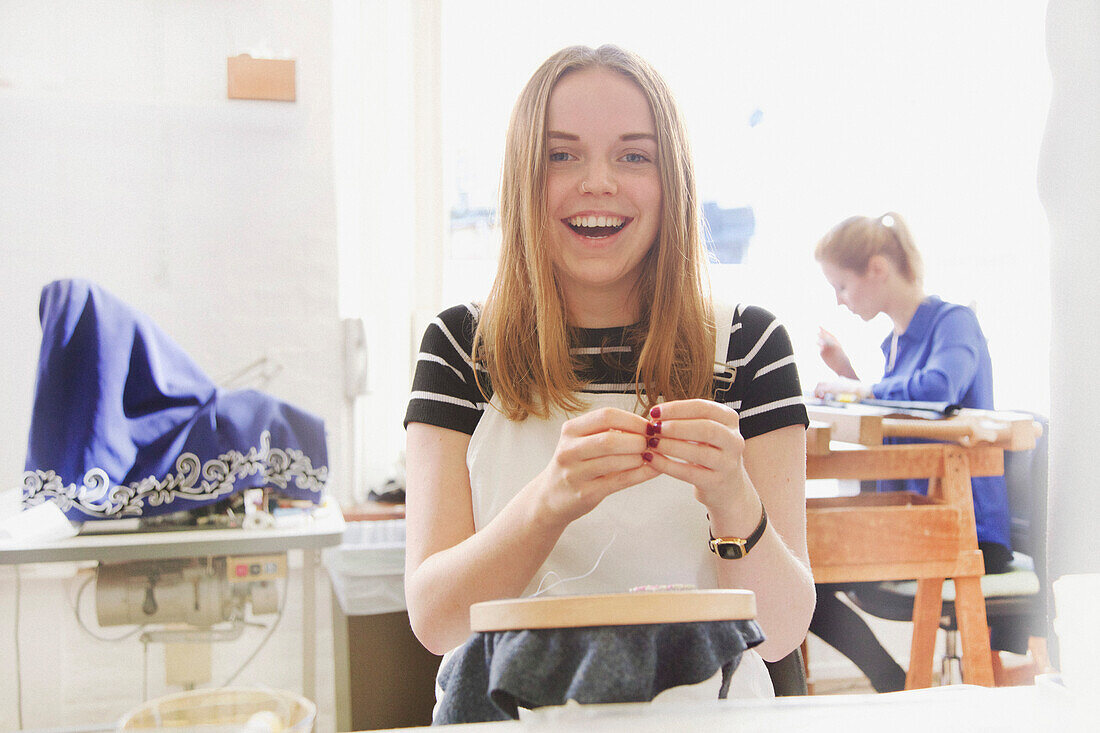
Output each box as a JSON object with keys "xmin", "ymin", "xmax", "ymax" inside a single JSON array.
[
  {"xmin": 404, "ymin": 303, "xmax": 490, "ymax": 435},
  {"xmin": 721, "ymin": 304, "xmax": 809, "ymax": 439}
]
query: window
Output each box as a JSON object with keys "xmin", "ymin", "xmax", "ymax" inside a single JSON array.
[{"xmin": 440, "ymin": 1, "xmax": 1050, "ymax": 413}]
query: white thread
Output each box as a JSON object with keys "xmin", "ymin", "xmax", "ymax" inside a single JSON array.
[{"xmin": 529, "ymin": 533, "xmax": 618, "ymax": 598}]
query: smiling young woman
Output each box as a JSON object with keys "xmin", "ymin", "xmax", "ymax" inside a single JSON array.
[{"xmin": 403, "ymin": 45, "xmax": 815, "ymax": 711}]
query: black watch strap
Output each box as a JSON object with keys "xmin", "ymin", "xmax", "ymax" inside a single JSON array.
[{"xmin": 708, "ymin": 503, "xmax": 768, "ymax": 560}]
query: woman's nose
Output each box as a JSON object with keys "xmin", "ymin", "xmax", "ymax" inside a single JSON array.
[{"xmin": 580, "ymin": 160, "xmax": 617, "ymax": 195}]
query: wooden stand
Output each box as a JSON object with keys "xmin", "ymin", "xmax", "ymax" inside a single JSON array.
[
  {"xmin": 470, "ymin": 589, "xmax": 755, "ymax": 632},
  {"xmin": 807, "ymin": 442, "xmax": 999, "ymax": 688}
]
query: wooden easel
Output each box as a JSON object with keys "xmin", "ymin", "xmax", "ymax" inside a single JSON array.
[
  {"xmin": 804, "ymin": 404, "xmax": 1040, "ymax": 689},
  {"xmin": 806, "ymin": 442, "xmax": 999, "ymax": 687}
]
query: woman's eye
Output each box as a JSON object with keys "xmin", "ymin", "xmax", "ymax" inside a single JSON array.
[
  {"xmin": 621, "ymin": 152, "xmax": 650, "ymax": 163},
  {"xmin": 549, "ymin": 151, "xmax": 573, "ymax": 162}
]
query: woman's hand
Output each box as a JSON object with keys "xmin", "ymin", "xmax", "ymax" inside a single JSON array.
[
  {"xmin": 536, "ymin": 407, "xmax": 658, "ymax": 524},
  {"xmin": 818, "ymin": 327, "xmax": 858, "ymax": 379},
  {"xmin": 639, "ymin": 398, "xmax": 756, "ymax": 515},
  {"xmin": 643, "ymin": 403, "xmax": 815, "ymax": 659},
  {"xmin": 813, "ymin": 377, "xmax": 873, "ymax": 400}
]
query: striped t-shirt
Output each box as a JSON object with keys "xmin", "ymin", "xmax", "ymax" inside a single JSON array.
[{"xmin": 404, "ymin": 302, "xmax": 808, "ymax": 439}]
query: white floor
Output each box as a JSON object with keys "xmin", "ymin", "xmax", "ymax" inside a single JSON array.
[{"xmin": 1, "ymin": 557, "xmax": 924, "ymax": 731}]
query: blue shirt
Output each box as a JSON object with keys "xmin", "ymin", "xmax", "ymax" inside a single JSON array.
[{"xmin": 872, "ymin": 296, "xmax": 1011, "ymax": 549}]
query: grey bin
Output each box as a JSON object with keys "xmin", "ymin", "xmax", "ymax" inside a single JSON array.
[{"xmin": 326, "ymin": 519, "xmax": 441, "ymax": 731}]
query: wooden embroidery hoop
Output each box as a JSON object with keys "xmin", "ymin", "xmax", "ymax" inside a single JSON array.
[{"xmin": 470, "ymin": 589, "xmax": 756, "ymax": 632}]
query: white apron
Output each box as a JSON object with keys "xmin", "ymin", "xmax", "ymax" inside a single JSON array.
[{"xmin": 462, "ymin": 301, "xmax": 773, "ymax": 699}]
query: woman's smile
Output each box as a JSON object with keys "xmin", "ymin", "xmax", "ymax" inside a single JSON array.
[{"xmin": 563, "ymin": 213, "xmax": 632, "ymax": 240}]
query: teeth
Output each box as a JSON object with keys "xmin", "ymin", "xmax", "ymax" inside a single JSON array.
[{"xmin": 568, "ymin": 215, "xmax": 624, "ymax": 228}]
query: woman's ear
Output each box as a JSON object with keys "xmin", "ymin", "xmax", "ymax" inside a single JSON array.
[{"xmin": 866, "ymin": 254, "xmax": 892, "ymax": 281}]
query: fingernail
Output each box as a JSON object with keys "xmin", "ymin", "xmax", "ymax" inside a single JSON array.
[
  {"xmin": 642, "ymin": 452, "xmax": 653, "ymax": 462},
  {"xmin": 646, "ymin": 421, "xmax": 662, "ymax": 435},
  {"xmin": 650, "ymin": 406, "xmax": 661, "ymax": 419},
  {"xmin": 647, "ymin": 437, "xmax": 660, "ymax": 448}
]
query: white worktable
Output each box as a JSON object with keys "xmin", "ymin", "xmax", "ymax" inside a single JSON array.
[
  {"xmin": 0, "ymin": 502, "xmax": 345, "ymax": 704},
  {"xmin": 373, "ymin": 680, "xmax": 1083, "ymax": 732}
]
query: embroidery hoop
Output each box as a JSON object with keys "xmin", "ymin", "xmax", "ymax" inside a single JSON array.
[{"xmin": 470, "ymin": 589, "xmax": 756, "ymax": 631}]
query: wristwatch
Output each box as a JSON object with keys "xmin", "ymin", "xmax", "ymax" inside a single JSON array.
[{"xmin": 708, "ymin": 504, "xmax": 768, "ymax": 560}]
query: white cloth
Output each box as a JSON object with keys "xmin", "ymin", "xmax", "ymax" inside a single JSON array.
[{"xmin": 464, "ymin": 301, "xmax": 773, "ymax": 699}]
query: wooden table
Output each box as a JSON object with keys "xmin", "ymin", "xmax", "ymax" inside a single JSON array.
[
  {"xmin": 805, "ymin": 438, "xmax": 1002, "ymax": 688},
  {"xmin": 807, "ymin": 403, "xmax": 1039, "ymax": 451},
  {"xmin": 359, "ymin": 683, "xmax": 1066, "ymax": 731}
]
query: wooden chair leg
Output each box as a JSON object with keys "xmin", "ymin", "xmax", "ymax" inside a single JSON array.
[
  {"xmin": 906, "ymin": 577, "xmax": 944, "ymax": 689},
  {"xmin": 953, "ymin": 575, "xmax": 995, "ymax": 686},
  {"xmin": 800, "ymin": 638, "xmax": 814, "ymax": 695},
  {"xmin": 991, "ymin": 636, "xmax": 1052, "ymax": 686},
  {"xmin": 1029, "ymin": 635, "xmax": 1052, "ymax": 673},
  {"xmin": 990, "ymin": 648, "xmax": 1007, "ymax": 684}
]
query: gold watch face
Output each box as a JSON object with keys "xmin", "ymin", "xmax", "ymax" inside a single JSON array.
[
  {"xmin": 709, "ymin": 504, "xmax": 767, "ymax": 560},
  {"xmin": 712, "ymin": 537, "xmax": 748, "ymax": 560}
]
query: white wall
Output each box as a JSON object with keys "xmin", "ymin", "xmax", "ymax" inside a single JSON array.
[
  {"xmin": 0, "ymin": 1, "xmax": 348, "ymax": 498},
  {"xmin": 1040, "ymin": 0, "xmax": 1100, "ymax": 579},
  {"xmin": 332, "ymin": 0, "xmax": 444, "ymax": 498},
  {"xmin": 0, "ymin": 2, "xmax": 347, "ymax": 729}
]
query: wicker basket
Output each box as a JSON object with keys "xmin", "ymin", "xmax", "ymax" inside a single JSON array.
[{"xmin": 117, "ymin": 687, "xmax": 315, "ymax": 731}]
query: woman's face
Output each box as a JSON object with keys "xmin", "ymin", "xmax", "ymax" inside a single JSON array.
[
  {"xmin": 820, "ymin": 259, "xmax": 883, "ymax": 321},
  {"xmin": 543, "ymin": 67, "xmax": 662, "ymax": 314}
]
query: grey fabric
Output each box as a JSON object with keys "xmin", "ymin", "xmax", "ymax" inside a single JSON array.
[{"xmin": 433, "ymin": 619, "xmax": 764, "ymax": 724}]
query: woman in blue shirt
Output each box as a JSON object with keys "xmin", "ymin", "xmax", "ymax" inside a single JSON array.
[{"xmin": 809, "ymin": 212, "xmax": 1012, "ymax": 691}]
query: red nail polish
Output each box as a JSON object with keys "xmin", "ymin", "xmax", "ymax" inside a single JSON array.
[
  {"xmin": 648, "ymin": 437, "xmax": 659, "ymax": 448},
  {"xmin": 653, "ymin": 421, "xmax": 661, "ymax": 434},
  {"xmin": 646, "ymin": 423, "xmax": 657, "ymax": 436},
  {"xmin": 650, "ymin": 406, "xmax": 661, "ymax": 419},
  {"xmin": 642, "ymin": 452, "xmax": 653, "ymax": 462}
]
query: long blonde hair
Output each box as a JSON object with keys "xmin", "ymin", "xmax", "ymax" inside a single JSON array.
[
  {"xmin": 814, "ymin": 212, "xmax": 924, "ymax": 285},
  {"xmin": 473, "ymin": 45, "xmax": 713, "ymax": 420}
]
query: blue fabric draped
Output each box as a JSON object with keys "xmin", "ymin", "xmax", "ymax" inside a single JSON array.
[{"xmin": 22, "ymin": 279, "xmax": 329, "ymax": 521}]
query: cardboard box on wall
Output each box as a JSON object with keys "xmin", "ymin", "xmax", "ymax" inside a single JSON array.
[{"xmin": 227, "ymin": 54, "xmax": 296, "ymax": 101}]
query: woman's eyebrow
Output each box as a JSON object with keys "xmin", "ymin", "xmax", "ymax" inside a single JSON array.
[{"xmin": 546, "ymin": 131, "xmax": 656, "ymax": 142}]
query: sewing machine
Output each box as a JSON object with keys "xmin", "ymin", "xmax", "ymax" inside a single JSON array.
[{"xmin": 0, "ymin": 500, "xmax": 344, "ymax": 700}]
